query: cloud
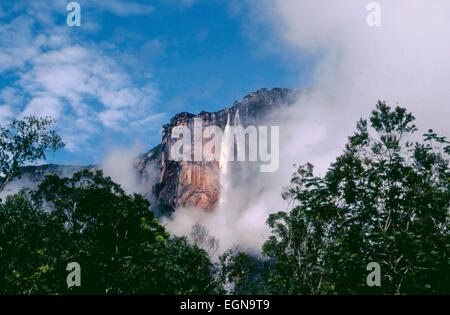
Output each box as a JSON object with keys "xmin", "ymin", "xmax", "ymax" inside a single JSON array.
[
  {"xmin": 0, "ymin": 106, "xmax": 13, "ymax": 126},
  {"xmin": 14, "ymin": 44, "xmax": 160, "ymax": 149},
  {"xmin": 20, "ymin": 96, "xmax": 62, "ymax": 120},
  {"xmin": 251, "ymin": 0, "xmax": 450, "ymax": 247},
  {"xmin": 165, "ymin": 0, "xmax": 450, "ymax": 256},
  {"xmin": 87, "ymin": 0, "xmax": 154, "ymax": 16},
  {"xmin": 0, "ymin": 1, "xmax": 162, "ymax": 153},
  {"xmin": 0, "ymin": 15, "xmax": 42, "ymax": 73},
  {"xmin": 259, "ymin": 0, "xmax": 450, "ymax": 137},
  {"xmin": 101, "ymin": 142, "xmax": 159, "ymax": 196}
]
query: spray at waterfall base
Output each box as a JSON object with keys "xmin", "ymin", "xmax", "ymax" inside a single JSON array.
[{"xmin": 162, "ymin": 111, "xmax": 282, "ymax": 257}]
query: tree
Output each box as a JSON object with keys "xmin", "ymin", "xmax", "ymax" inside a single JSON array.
[
  {"xmin": 189, "ymin": 223, "xmax": 219, "ymax": 256},
  {"xmin": 0, "ymin": 116, "xmax": 64, "ymax": 193},
  {"xmin": 0, "ymin": 191, "xmax": 60, "ymax": 294},
  {"xmin": 218, "ymin": 249, "xmax": 266, "ymax": 295},
  {"xmin": 0, "ymin": 170, "xmax": 222, "ymax": 294},
  {"xmin": 263, "ymin": 102, "xmax": 449, "ymax": 295}
]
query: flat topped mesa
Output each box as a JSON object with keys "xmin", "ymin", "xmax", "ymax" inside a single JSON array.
[
  {"xmin": 6, "ymin": 88, "xmax": 298, "ymax": 214},
  {"xmin": 141, "ymin": 88, "xmax": 297, "ymax": 214}
]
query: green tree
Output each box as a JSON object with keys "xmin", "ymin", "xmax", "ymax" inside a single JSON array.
[
  {"xmin": 0, "ymin": 116, "xmax": 64, "ymax": 193},
  {"xmin": 263, "ymin": 102, "xmax": 449, "ymax": 295},
  {"xmin": 0, "ymin": 191, "xmax": 61, "ymax": 294},
  {"xmin": 0, "ymin": 170, "xmax": 222, "ymax": 294},
  {"xmin": 218, "ymin": 249, "xmax": 266, "ymax": 295}
]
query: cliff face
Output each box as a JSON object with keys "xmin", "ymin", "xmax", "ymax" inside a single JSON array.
[
  {"xmin": 5, "ymin": 88, "xmax": 296, "ymax": 214},
  {"xmin": 137, "ymin": 88, "xmax": 296, "ymax": 213}
]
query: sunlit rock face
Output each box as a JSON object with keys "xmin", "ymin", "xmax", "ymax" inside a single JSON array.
[
  {"xmin": 138, "ymin": 88, "xmax": 297, "ymax": 213},
  {"xmin": 6, "ymin": 88, "xmax": 296, "ymax": 214}
]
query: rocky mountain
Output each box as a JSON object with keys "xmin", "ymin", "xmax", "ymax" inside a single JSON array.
[
  {"xmin": 136, "ymin": 88, "xmax": 297, "ymax": 213},
  {"xmin": 0, "ymin": 164, "xmax": 98, "ymax": 200},
  {"xmin": 4, "ymin": 88, "xmax": 297, "ymax": 214}
]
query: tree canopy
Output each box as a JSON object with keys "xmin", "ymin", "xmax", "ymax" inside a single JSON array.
[
  {"xmin": 262, "ymin": 102, "xmax": 449, "ymax": 294},
  {"xmin": 0, "ymin": 170, "xmax": 222, "ymax": 294},
  {"xmin": 1, "ymin": 105, "xmax": 448, "ymax": 295},
  {"xmin": 0, "ymin": 116, "xmax": 64, "ymax": 193}
]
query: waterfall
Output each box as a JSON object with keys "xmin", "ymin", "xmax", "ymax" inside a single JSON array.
[
  {"xmin": 234, "ymin": 109, "xmax": 241, "ymax": 128},
  {"xmin": 218, "ymin": 112, "xmax": 232, "ymax": 207},
  {"xmin": 218, "ymin": 110, "xmax": 244, "ymax": 208},
  {"xmin": 219, "ymin": 112, "xmax": 232, "ymax": 173}
]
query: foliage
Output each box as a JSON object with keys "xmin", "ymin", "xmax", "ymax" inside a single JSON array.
[
  {"xmin": 218, "ymin": 249, "xmax": 266, "ymax": 295},
  {"xmin": 0, "ymin": 116, "xmax": 64, "ymax": 193},
  {"xmin": 0, "ymin": 170, "xmax": 221, "ymax": 294},
  {"xmin": 0, "ymin": 191, "xmax": 57, "ymax": 294},
  {"xmin": 262, "ymin": 102, "xmax": 449, "ymax": 295},
  {"xmin": 1, "ymin": 105, "xmax": 448, "ymax": 295}
]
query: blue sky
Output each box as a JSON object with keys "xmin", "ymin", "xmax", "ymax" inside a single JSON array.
[{"xmin": 0, "ymin": 0, "xmax": 313, "ymax": 165}]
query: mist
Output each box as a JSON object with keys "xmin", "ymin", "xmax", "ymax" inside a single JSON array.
[
  {"xmin": 162, "ymin": 0, "xmax": 450, "ymax": 257},
  {"xmin": 101, "ymin": 143, "xmax": 159, "ymax": 200}
]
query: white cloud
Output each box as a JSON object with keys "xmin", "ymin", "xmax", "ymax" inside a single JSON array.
[
  {"xmin": 259, "ymin": 0, "xmax": 450, "ymax": 137},
  {"xmin": 20, "ymin": 96, "xmax": 62, "ymax": 120},
  {"xmin": 0, "ymin": 16, "xmax": 42, "ymax": 73},
  {"xmin": 13, "ymin": 44, "xmax": 160, "ymax": 147},
  {"xmin": 166, "ymin": 0, "xmax": 450, "ymax": 255},
  {"xmin": 101, "ymin": 142, "xmax": 159, "ymax": 196},
  {"xmin": 0, "ymin": 87, "xmax": 24, "ymax": 110},
  {"xmin": 0, "ymin": 106, "xmax": 13, "ymax": 126},
  {"xmin": 0, "ymin": 3, "xmax": 162, "ymax": 152}
]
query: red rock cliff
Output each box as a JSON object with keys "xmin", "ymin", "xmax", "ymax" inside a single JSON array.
[{"xmin": 137, "ymin": 88, "xmax": 296, "ymax": 213}]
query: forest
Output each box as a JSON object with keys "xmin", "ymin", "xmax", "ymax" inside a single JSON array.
[{"xmin": 0, "ymin": 103, "xmax": 448, "ymax": 295}]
